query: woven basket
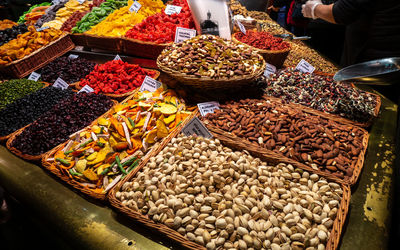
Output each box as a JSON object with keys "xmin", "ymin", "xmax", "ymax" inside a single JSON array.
[
  {"xmin": 73, "ymin": 69, "xmax": 160, "ymax": 100},
  {"xmin": 0, "ymin": 82, "xmax": 50, "ymax": 142},
  {"xmin": 232, "ymin": 34, "xmax": 290, "ymax": 69},
  {"xmin": 84, "ymin": 34, "xmax": 123, "ymax": 53},
  {"xmin": 70, "ymin": 33, "xmax": 88, "ymax": 47},
  {"xmin": 108, "ymin": 126, "xmax": 351, "ymax": 250},
  {"xmin": 41, "ymin": 108, "xmax": 197, "ymax": 201},
  {"xmin": 6, "ymin": 100, "xmax": 118, "ymax": 162},
  {"xmin": 0, "ymin": 34, "xmax": 75, "ymax": 78},
  {"xmin": 203, "ymin": 97, "xmax": 370, "ymax": 186},
  {"xmin": 122, "ymin": 37, "xmax": 170, "ymax": 60},
  {"xmin": 156, "ymin": 55, "xmax": 266, "ymax": 91}
]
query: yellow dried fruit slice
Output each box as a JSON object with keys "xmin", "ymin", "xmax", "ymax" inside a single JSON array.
[
  {"xmin": 83, "ymin": 169, "xmax": 98, "ymax": 181},
  {"xmin": 157, "ymin": 119, "xmax": 169, "ymax": 138},
  {"xmin": 86, "ymin": 152, "xmax": 97, "ymax": 161},
  {"xmin": 160, "ymin": 104, "xmax": 177, "ymax": 115},
  {"xmin": 98, "ymin": 117, "xmax": 109, "ymax": 126},
  {"xmin": 75, "ymin": 159, "xmax": 87, "ymax": 173},
  {"xmin": 145, "ymin": 129, "xmax": 157, "ymax": 144},
  {"xmin": 164, "ymin": 114, "xmax": 176, "ymax": 124}
]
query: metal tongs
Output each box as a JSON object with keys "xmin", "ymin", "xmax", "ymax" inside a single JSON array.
[{"xmin": 273, "ymin": 34, "xmax": 311, "ymax": 41}]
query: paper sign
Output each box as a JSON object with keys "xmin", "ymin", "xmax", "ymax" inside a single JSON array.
[
  {"xmin": 165, "ymin": 5, "xmax": 182, "ymax": 15},
  {"xmin": 36, "ymin": 26, "xmax": 49, "ymax": 32},
  {"xmin": 182, "ymin": 117, "xmax": 213, "ymax": 139},
  {"xmin": 236, "ymin": 20, "xmax": 246, "ymax": 35},
  {"xmin": 52, "ymin": 0, "xmax": 60, "ymax": 5},
  {"xmin": 296, "ymin": 59, "xmax": 315, "ymax": 73},
  {"xmin": 53, "ymin": 77, "xmax": 69, "ymax": 90},
  {"xmin": 139, "ymin": 76, "xmax": 162, "ymax": 92},
  {"xmin": 197, "ymin": 102, "xmax": 220, "ymax": 117},
  {"xmin": 113, "ymin": 54, "xmax": 122, "ymax": 61},
  {"xmin": 263, "ymin": 63, "xmax": 277, "ymax": 77},
  {"xmin": 77, "ymin": 0, "xmax": 85, "ymax": 4},
  {"xmin": 27, "ymin": 72, "xmax": 41, "ymax": 82},
  {"xmin": 174, "ymin": 27, "xmax": 196, "ymax": 43},
  {"xmin": 129, "ymin": 1, "xmax": 142, "ymax": 13},
  {"xmin": 78, "ymin": 85, "xmax": 94, "ymax": 93},
  {"xmin": 68, "ymin": 54, "xmax": 79, "ymax": 59}
]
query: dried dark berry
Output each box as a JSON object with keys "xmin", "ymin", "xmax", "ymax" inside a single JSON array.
[{"xmin": 0, "ymin": 24, "xmax": 28, "ymax": 46}]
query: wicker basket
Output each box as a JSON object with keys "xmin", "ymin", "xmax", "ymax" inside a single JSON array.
[
  {"xmin": 6, "ymin": 100, "xmax": 118, "ymax": 162},
  {"xmin": 41, "ymin": 107, "xmax": 197, "ymax": 201},
  {"xmin": 157, "ymin": 55, "xmax": 266, "ymax": 91},
  {"xmin": 122, "ymin": 37, "xmax": 170, "ymax": 60},
  {"xmin": 108, "ymin": 126, "xmax": 351, "ymax": 250},
  {"xmin": 70, "ymin": 33, "xmax": 88, "ymax": 47},
  {"xmin": 0, "ymin": 34, "xmax": 75, "ymax": 78},
  {"xmin": 232, "ymin": 34, "xmax": 290, "ymax": 69},
  {"xmin": 73, "ymin": 68, "xmax": 160, "ymax": 100},
  {"xmin": 84, "ymin": 34, "xmax": 123, "ymax": 53}
]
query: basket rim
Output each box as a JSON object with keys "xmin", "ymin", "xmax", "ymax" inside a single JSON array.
[
  {"xmin": 122, "ymin": 36, "xmax": 172, "ymax": 47},
  {"xmin": 0, "ymin": 33, "xmax": 70, "ymax": 68},
  {"xmin": 232, "ymin": 33, "xmax": 292, "ymax": 54}
]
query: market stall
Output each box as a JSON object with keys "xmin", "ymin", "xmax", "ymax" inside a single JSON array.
[{"xmin": 0, "ymin": 0, "xmax": 397, "ymax": 249}]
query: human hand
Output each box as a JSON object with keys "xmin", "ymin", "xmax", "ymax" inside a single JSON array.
[
  {"xmin": 301, "ymin": 0, "xmax": 322, "ymax": 19},
  {"xmin": 267, "ymin": 5, "xmax": 280, "ymax": 12}
]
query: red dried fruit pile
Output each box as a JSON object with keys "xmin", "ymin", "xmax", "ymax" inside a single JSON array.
[
  {"xmin": 79, "ymin": 60, "xmax": 157, "ymax": 94},
  {"xmin": 125, "ymin": 0, "xmax": 194, "ymax": 44},
  {"xmin": 234, "ymin": 30, "xmax": 290, "ymax": 51}
]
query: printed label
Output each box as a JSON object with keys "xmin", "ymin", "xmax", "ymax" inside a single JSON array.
[
  {"xmin": 52, "ymin": 0, "xmax": 60, "ymax": 5},
  {"xmin": 263, "ymin": 63, "xmax": 277, "ymax": 78},
  {"xmin": 77, "ymin": 0, "xmax": 85, "ymax": 4},
  {"xmin": 27, "ymin": 71, "xmax": 41, "ymax": 82},
  {"xmin": 182, "ymin": 117, "xmax": 213, "ymax": 139},
  {"xmin": 139, "ymin": 76, "xmax": 162, "ymax": 92},
  {"xmin": 68, "ymin": 54, "xmax": 79, "ymax": 59},
  {"xmin": 78, "ymin": 85, "xmax": 94, "ymax": 93},
  {"xmin": 174, "ymin": 27, "xmax": 196, "ymax": 43},
  {"xmin": 197, "ymin": 101, "xmax": 220, "ymax": 117},
  {"xmin": 236, "ymin": 20, "xmax": 246, "ymax": 35},
  {"xmin": 113, "ymin": 54, "xmax": 122, "ymax": 61},
  {"xmin": 36, "ymin": 26, "xmax": 49, "ymax": 32},
  {"xmin": 165, "ymin": 5, "xmax": 182, "ymax": 15},
  {"xmin": 129, "ymin": 1, "xmax": 142, "ymax": 13},
  {"xmin": 295, "ymin": 59, "xmax": 315, "ymax": 73},
  {"xmin": 53, "ymin": 77, "xmax": 69, "ymax": 90}
]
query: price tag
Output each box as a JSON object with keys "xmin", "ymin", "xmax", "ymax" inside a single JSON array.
[
  {"xmin": 77, "ymin": 0, "xmax": 85, "ymax": 4},
  {"xmin": 68, "ymin": 54, "xmax": 79, "ymax": 59},
  {"xmin": 139, "ymin": 76, "xmax": 162, "ymax": 92},
  {"xmin": 197, "ymin": 101, "xmax": 220, "ymax": 117},
  {"xmin": 27, "ymin": 72, "xmax": 41, "ymax": 82},
  {"xmin": 113, "ymin": 54, "xmax": 122, "ymax": 61},
  {"xmin": 53, "ymin": 77, "xmax": 69, "ymax": 90},
  {"xmin": 78, "ymin": 85, "xmax": 94, "ymax": 93},
  {"xmin": 52, "ymin": 0, "xmax": 60, "ymax": 5},
  {"xmin": 182, "ymin": 117, "xmax": 213, "ymax": 139},
  {"xmin": 174, "ymin": 27, "xmax": 196, "ymax": 43},
  {"xmin": 36, "ymin": 26, "xmax": 49, "ymax": 32},
  {"xmin": 129, "ymin": 1, "xmax": 142, "ymax": 13},
  {"xmin": 165, "ymin": 5, "xmax": 182, "ymax": 15},
  {"xmin": 296, "ymin": 59, "xmax": 315, "ymax": 73},
  {"xmin": 263, "ymin": 63, "xmax": 276, "ymax": 78},
  {"xmin": 236, "ymin": 20, "xmax": 246, "ymax": 35}
]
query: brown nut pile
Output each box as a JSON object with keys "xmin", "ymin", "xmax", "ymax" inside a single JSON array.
[
  {"xmin": 229, "ymin": 0, "xmax": 250, "ymax": 17},
  {"xmin": 158, "ymin": 35, "xmax": 264, "ymax": 79},
  {"xmin": 116, "ymin": 135, "xmax": 343, "ymax": 250},
  {"xmin": 203, "ymin": 99, "xmax": 367, "ymax": 181}
]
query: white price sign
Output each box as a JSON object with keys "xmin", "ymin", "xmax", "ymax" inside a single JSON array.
[
  {"xmin": 182, "ymin": 117, "xmax": 213, "ymax": 139},
  {"xmin": 129, "ymin": 1, "xmax": 142, "ymax": 13},
  {"xmin": 77, "ymin": 0, "xmax": 85, "ymax": 4},
  {"xmin": 52, "ymin": 0, "xmax": 60, "ymax": 5},
  {"xmin": 68, "ymin": 54, "xmax": 79, "ymax": 59},
  {"xmin": 139, "ymin": 76, "xmax": 162, "ymax": 92},
  {"xmin": 53, "ymin": 77, "xmax": 69, "ymax": 90},
  {"xmin": 78, "ymin": 85, "xmax": 94, "ymax": 93},
  {"xmin": 263, "ymin": 63, "xmax": 277, "ymax": 78},
  {"xmin": 236, "ymin": 20, "xmax": 246, "ymax": 35},
  {"xmin": 174, "ymin": 27, "xmax": 196, "ymax": 43},
  {"xmin": 36, "ymin": 26, "xmax": 49, "ymax": 32},
  {"xmin": 113, "ymin": 54, "xmax": 122, "ymax": 61},
  {"xmin": 296, "ymin": 59, "xmax": 315, "ymax": 73},
  {"xmin": 165, "ymin": 5, "xmax": 182, "ymax": 15},
  {"xmin": 27, "ymin": 72, "xmax": 41, "ymax": 82},
  {"xmin": 197, "ymin": 101, "xmax": 220, "ymax": 117}
]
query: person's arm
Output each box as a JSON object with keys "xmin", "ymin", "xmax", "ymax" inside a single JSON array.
[{"xmin": 314, "ymin": 4, "xmax": 335, "ymax": 23}]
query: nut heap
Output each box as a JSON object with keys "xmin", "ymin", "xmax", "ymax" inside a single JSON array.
[
  {"xmin": 116, "ymin": 135, "xmax": 343, "ymax": 250},
  {"xmin": 203, "ymin": 99, "xmax": 367, "ymax": 180},
  {"xmin": 158, "ymin": 35, "xmax": 264, "ymax": 79}
]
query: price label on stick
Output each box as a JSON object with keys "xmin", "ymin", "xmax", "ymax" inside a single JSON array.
[
  {"xmin": 129, "ymin": 1, "xmax": 141, "ymax": 13},
  {"xmin": 174, "ymin": 27, "xmax": 196, "ymax": 43},
  {"xmin": 78, "ymin": 85, "xmax": 94, "ymax": 93},
  {"xmin": 165, "ymin": 5, "xmax": 182, "ymax": 15},
  {"xmin": 113, "ymin": 54, "xmax": 122, "ymax": 61},
  {"xmin": 77, "ymin": 0, "xmax": 85, "ymax": 4},
  {"xmin": 27, "ymin": 71, "xmax": 41, "ymax": 82},
  {"xmin": 53, "ymin": 77, "xmax": 69, "ymax": 90},
  {"xmin": 52, "ymin": 0, "xmax": 60, "ymax": 5},
  {"xmin": 296, "ymin": 59, "xmax": 315, "ymax": 73},
  {"xmin": 197, "ymin": 101, "xmax": 220, "ymax": 117},
  {"xmin": 139, "ymin": 76, "xmax": 162, "ymax": 92},
  {"xmin": 36, "ymin": 26, "xmax": 49, "ymax": 32},
  {"xmin": 182, "ymin": 117, "xmax": 213, "ymax": 139},
  {"xmin": 68, "ymin": 54, "xmax": 79, "ymax": 59},
  {"xmin": 263, "ymin": 63, "xmax": 276, "ymax": 78},
  {"xmin": 236, "ymin": 20, "xmax": 246, "ymax": 35}
]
